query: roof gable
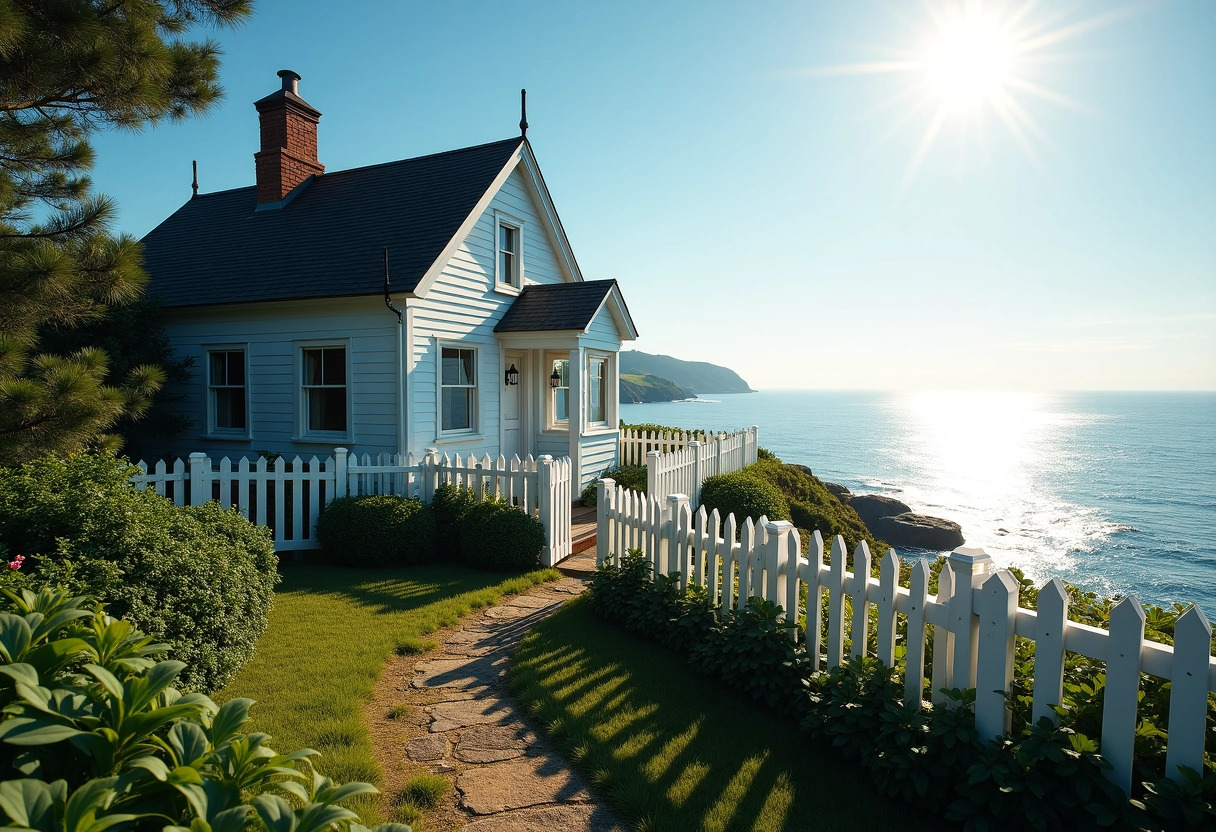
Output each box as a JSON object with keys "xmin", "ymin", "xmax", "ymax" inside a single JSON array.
[
  {"xmin": 494, "ymin": 279, "xmax": 638, "ymax": 339},
  {"xmin": 140, "ymin": 138, "xmax": 523, "ymax": 308}
]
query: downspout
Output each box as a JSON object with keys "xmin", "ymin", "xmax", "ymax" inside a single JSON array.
[{"xmin": 383, "ymin": 249, "xmax": 407, "ymax": 457}]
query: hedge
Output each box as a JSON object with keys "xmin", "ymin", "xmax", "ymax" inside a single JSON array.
[
  {"xmin": 0, "ymin": 452, "xmax": 278, "ymax": 693},
  {"xmin": 458, "ymin": 498, "xmax": 545, "ymax": 571},
  {"xmin": 699, "ymin": 470, "xmax": 790, "ymax": 533},
  {"xmin": 315, "ymin": 494, "xmax": 437, "ymax": 567}
]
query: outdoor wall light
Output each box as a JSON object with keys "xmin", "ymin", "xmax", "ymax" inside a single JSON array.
[
  {"xmin": 504, "ymin": 364, "xmax": 519, "ymax": 386},
  {"xmin": 549, "ymin": 368, "xmax": 562, "ymax": 388}
]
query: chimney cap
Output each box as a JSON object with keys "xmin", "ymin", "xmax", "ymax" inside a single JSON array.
[{"xmin": 277, "ymin": 69, "xmax": 301, "ymax": 93}]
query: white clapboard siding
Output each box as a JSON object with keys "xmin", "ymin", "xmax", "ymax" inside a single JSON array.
[
  {"xmin": 130, "ymin": 447, "xmax": 574, "ymax": 564},
  {"xmin": 596, "ymin": 481, "xmax": 1216, "ymax": 795}
]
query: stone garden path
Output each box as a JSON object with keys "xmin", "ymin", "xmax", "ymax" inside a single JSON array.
[{"xmin": 367, "ymin": 551, "xmax": 624, "ymax": 832}]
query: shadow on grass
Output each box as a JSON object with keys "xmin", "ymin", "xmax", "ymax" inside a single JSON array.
[{"xmin": 511, "ymin": 595, "xmax": 941, "ymax": 832}]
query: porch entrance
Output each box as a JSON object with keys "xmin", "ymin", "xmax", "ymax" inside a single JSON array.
[{"xmin": 502, "ymin": 349, "xmax": 527, "ymax": 459}]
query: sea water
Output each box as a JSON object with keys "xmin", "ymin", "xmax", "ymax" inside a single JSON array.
[{"xmin": 621, "ymin": 391, "xmax": 1216, "ymax": 610}]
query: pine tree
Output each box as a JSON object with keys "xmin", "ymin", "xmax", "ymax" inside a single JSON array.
[{"xmin": 0, "ymin": 0, "xmax": 251, "ymax": 465}]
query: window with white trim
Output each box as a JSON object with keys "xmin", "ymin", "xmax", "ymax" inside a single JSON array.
[
  {"xmin": 207, "ymin": 348, "xmax": 247, "ymax": 434},
  {"xmin": 441, "ymin": 346, "xmax": 477, "ymax": 432},
  {"xmin": 495, "ymin": 214, "xmax": 523, "ymax": 290},
  {"xmin": 587, "ymin": 356, "xmax": 607, "ymax": 426},
  {"xmin": 548, "ymin": 357, "xmax": 570, "ymax": 428},
  {"xmin": 301, "ymin": 345, "xmax": 347, "ymax": 434}
]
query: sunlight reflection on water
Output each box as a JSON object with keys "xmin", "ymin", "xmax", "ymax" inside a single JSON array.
[{"xmin": 621, "ymin": 390, "xmax": 1216, "ymax": 607}]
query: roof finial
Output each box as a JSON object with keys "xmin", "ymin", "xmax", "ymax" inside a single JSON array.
[
  {"xmin": 191, "ymin": 160, "xmax": 199, "ymax": 198},
  {"xmin": 519, "ymin": 88, "xmax": 528, "ymax": 137}
]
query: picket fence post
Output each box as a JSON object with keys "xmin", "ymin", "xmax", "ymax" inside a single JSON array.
[
  {"xmin": 947, "ymin": 546, "xmax": 993, "ymax": 696},
  {"xmin": 596, "ymin": 477, "xmax": 616, "ymax": 566},
  {"xmin": 661, "ymin": 493, "xmax": 689, "ymax": 579},
  {"xmin": 537, "ymin": 455, "xmax": 555, "ymax": 567},
  {"xmin": 974, "ymin": 570, "xmax": 1019, "ymax": 739},
  {"xmin": 334, "ymin": 447, "xmax": 348, "ymax": 499},
  {"xmin": 646, "ymin": 450, "xmax": 660, "ymax": 502},
  {"xmin": 188, "ymin": 452, "xmax": 208, "ymax": 506},
  {"xmin": 422, "ymin": 447, "xmax": 439, "ymax": 503},
  {"xmin": 688, "ymin": 441, "xmax": 702, "ymax": 505}
]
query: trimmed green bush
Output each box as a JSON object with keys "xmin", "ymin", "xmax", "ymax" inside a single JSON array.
[
  {"xmin": 699, "ymin": 470, "xmax": 790, "ymax": 533},
  {"xmin": 0, "ymin": 452, "xmax": 277, "ymax": 693},
  {"xmin": 580, "ymin": 463, "xmax": 648, "ymax": 506},
  {"xmin": 431, "ymin": 483, "xmax": 476, "ymax": 559},
  {"xmin": 458, "ymin": 498, "xmax": 545, "ymax": 571},
  {"xmin": 0, "ymin": 586, "xmax": 408, "ymax": 832},
  {"xmin": 316, "ymin": 494, "xmax": 437, "ymax": 567}
]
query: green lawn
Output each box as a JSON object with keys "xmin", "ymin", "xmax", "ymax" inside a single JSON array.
[
  {"xmin": 218, "ymin": 563, "xmax": 559, "ymax": 824},
  {"xmin": 510, "ymin": 595, "xmax": 941, "ymax": 832}
]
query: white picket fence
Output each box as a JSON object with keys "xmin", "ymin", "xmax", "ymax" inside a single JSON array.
[
  {"xmin": 619, "ymin": 427, "xmax": 712, "ymax": 465},
  {"xmin": 595, "ymin": 482, "xmax": 1216, "ymax": 795},
  {"xmin": 624, "ymin": 426, "xmax": 758, "ymax": 505},
  {"xmin": 131, "ymin": 448, "xmax": 573, "ymax": 565}
]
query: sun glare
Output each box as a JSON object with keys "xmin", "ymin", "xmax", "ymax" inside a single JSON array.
[
  {"xmin": 804, "ymin": 1, "xmax": 1141, "ymax": 184},
  {"xmin": 925, "ymin": 15, "xmax": 1011, "ymax": 108}
]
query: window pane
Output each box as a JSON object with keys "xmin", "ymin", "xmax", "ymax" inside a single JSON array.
[
  {"xmin": 322, "ymin": 347, "xmax": 346, "ymax": 385},
  {"xmin": 303, "ymin": 349, "xmax": 323, "ymax": 385},
  {"xmin": 589, "ymin": 359, "xmax": 605, "ymax": 422},
  {"xmin": 555, "ymin": 387, "xmax": 568, "ymax": 422},
  {"xmin": 442, "ymin": 387, "xmax": 472, "ymax": 431},
  {"xmin": 442, "ymin": 348, "xmax": 474, "ymax": 386},
  {"xmin": 308, "ymin": 387, "xmax": 346, "ymax": 432},
  {"xmin": 500, "ymin": 250, "xmax": 513, "ymax": 283},
  {"xmin": 216, "ymin": 388, "xmax": 246, "ymax": 430},
  {"xmin": 210, "ymin": 352, "xmax": 228, "ymax": 386},
  {"xmin": 226, "ymin": 352, "xmax": 245, "ymax": 386}
]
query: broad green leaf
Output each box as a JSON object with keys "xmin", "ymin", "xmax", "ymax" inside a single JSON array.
[
  {"xmin": 22, "ymin": 639, "xmax": 90, "ymax": 678},
  {"xmin": 209, "ymin": 699, "xmax": 252, "ymax": 747},
  {"xmin": 125, "ymin": 661, "xmax": 186, "ymax": 715},
  {"xmin": 0, "ymin": 779, "xmax": 60, "ymax": 828},
  {"xmin": 0, "ymin": 717, "xmax": 85, "ymax": 746},
  {"xmin": 167, "ymin": 722, "xmax": 209, "ymax": 767},
  {"xmin": 295, "ymin": 803, "xmax": 359, "ymax": 832},
  {"xmin": 0, "ymin": 614, "xmax": 32, "ymax": 663},
  {"xmin": 82, "ymin": 665, "xmax": 124, "ymax": 702},
  {"xmin": 126, "ymin": 756, "xmax": 169, "ymax": 781},
  {"xmin": 251, "ymin": 795, "xmax": 297, "ymax": 832},
  {"xmin": 0, "ymin": 664, "xmax": 38, "ymax": 689}
]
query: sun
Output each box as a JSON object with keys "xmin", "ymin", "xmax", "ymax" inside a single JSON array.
[
  {"xmin": 924, "ymin": 12, "xmax": 1013, "ymax": 109},
  {"xmin": 803, "ymin": 1, "xmax": 1141, "ymax": 184}
]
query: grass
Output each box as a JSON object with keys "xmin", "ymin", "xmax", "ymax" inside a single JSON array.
[
  {"xmin": 218, "ymin": 562, "xmax": 559, "ymax": 824},
  {"xmin": 510, "ymin": 595, "xmax": 941, "ymax": 832},
  {"xmin": 400, "ymin": 774, "xmax": 450, "ymax": 809}
]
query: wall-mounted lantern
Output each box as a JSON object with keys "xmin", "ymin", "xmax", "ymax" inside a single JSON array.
[
  {"xmin": 504, "ymin": 364, "xmax": 519, "ymax": 386},
  {"xmin": 549, "ymin": 367, "xmax": 562, "ymax": 388}
]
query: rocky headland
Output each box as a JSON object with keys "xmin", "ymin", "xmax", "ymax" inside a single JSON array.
[{"xmin": 826, "ymin": 484, "xmax": 965, "ymax": 551}]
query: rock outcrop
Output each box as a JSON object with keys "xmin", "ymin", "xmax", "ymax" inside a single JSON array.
[
  {"xmin": 833, "ymin": 491, "xmax": 964, "ymax": 551},
  {"xmin": 823, "ymin": 482, "xmax": 852, "ymax": 500}
]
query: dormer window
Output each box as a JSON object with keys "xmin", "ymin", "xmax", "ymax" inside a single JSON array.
[{"xmin": 494, "ymin": 212, "xmax": 523, "ymax": 292}]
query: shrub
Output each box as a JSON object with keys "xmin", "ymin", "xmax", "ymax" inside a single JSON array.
[
  {"xmin": 431, "ymin": 483, "xmax": 476, "ymax": 559},
  {"xmin": 699, "ymin": 471, "xmax": 790, "ymax": 533},
  {"xmin": 458, "ymin": 498, "xmax": 545, "ymax": 571},
  {"xmin": 580, "ymin": 463, "xmax": 648, "ymax": 506},
  {"xmin": 747, "ymin": 456, "xmax": 884, "ymax": 554},
  {"xmin": 0, "ymin": 586, "xmax": 408, "ymax": 832},
  {"xmin": 316, "ymin": 494, "xmax": 437, "ymax": 567},
  {"xmin": 0, "ymin": 452, "xmax": 277, "ymax": 692}
]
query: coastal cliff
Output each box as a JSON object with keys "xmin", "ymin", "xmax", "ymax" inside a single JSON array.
[
  {"xmin": 620, "ymin": 351, "xmax": 754, "ymax": 394},
  {"xmin": 620, "ymin": 373, "xmax": 696, "ymax": 403}
]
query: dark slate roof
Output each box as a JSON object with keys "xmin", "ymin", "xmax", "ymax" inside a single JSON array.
[
  {"xmin": 494, "ymin": 280, "xmax": 623, "ymax": 333},
  {"xmin": 141, "ymin": 137, "xmax": 523, "ymax": 308}
]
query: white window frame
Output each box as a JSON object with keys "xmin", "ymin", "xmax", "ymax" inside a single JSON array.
[
  {"xmin": 439, "ymin": 343, "xmax": 479, "ymax": 436},
  {"xmin": 493, "ymin": 210, "xmax": 524, "ymax": 294},
  {"xmin": 296, "ymin": 341, "xmax": 352, "ymax": 441},
  {"xmin": 586, "ymin": 352, "xmax": 610, "ymax": 429},
  {"xmin": 204, "ymin": 345, "xmax": 250, "ymax": 438},
  {"xmin": 545, "ymin": 352, "xmax": 571, "ymax": 432}
]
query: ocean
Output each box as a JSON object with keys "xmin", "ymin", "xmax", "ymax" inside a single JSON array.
[{"xmin": 620, "ymin": 391, "xmax": 1216, "ymax": 610}]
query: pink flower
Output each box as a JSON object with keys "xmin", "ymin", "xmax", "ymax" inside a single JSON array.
[{"xmin": 8, "ymin": 554, "xmax": 24, "ymax": 570}]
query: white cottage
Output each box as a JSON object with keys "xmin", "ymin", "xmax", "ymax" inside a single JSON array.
[{"xmin": 139, "ymin": 71, "xmax": 638, "ymax": 490}]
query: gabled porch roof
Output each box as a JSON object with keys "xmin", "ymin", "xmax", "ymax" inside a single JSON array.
[{"xmin": 493, "ymin": 279, "xmax": 638, "ymax": 340}]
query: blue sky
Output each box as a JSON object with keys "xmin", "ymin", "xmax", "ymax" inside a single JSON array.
[{"xmin": 91, "ymin": 0, "xmax": 1215, "ymax": 390}]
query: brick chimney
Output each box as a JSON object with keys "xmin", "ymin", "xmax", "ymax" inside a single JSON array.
[{"xmin": 254, "ymin": 69, "xmax": 324, "ymax": 204}]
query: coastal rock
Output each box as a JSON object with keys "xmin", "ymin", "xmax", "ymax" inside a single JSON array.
[
  {"xmin": 848, "ymin": 494, "xmax": 913, "ymax": 528},
  {"xmin": 789, "ymin": 464, "xmax": 815, "ymax": 478},
  {"xmin": 871, "ymin": 512, "xmax": 965, "ymax": 551},
  {"xmin": 823, "ymin": 482, "xmax": 852, "ymax": 500}
]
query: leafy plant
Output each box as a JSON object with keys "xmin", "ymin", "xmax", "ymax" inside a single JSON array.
[
  {"xmin": 316, "ymin": 496, "xmax": 437, "ymax": 568},
  {"xmin": 699, "ymin": 471, "xmax": 790, "ymax": 535},
  {"xmin": 458, "ymin": 499, "xmax": 545, "ymax": 571},
  {"xmin": 0, "ymin": 586, "xmax": 410, "ymax": 832},
  {"xmin": 580, "ymin": 464, "xmax": 648, "ymax": 506},
  {"xmin": 0, "ymin": 452, "xmax": 278, "ymax": 692},
  {"xmin": 429, "ymin": 484, "xmax": 476, "ymax": 560}
]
